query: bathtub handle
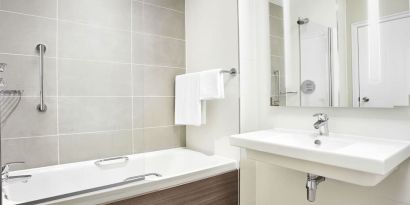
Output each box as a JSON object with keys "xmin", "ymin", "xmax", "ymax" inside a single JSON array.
[
  {"xmin": 94, "ymin": 156, "xmax": 129, "ymax": 167},
  {"xmin": 123, "ymin": 173, "xmax": 162, "ymax": 182}
]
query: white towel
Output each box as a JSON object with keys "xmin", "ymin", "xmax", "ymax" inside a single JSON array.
[
  {"xmin": 175, "ymin": 73, "xmax": 204, "ymax": 126},
  {"xmin": 199, "ymin": 69, "xmax": 225, "ymax": 100}
]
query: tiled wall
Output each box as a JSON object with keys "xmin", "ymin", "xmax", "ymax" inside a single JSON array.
[
  {"xmin": 269, "ymin": 3, "xmax": 286, "ymax": 106},
  {"xmin": 0, "ymin": 0, "xmax": 186, "ymax": 170}
]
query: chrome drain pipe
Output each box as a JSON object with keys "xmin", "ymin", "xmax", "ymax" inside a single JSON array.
[{"xmin": 306, "ymin": 173, "xmax": 325, "ymax": 202}]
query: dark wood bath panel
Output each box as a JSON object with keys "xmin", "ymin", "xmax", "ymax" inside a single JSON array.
[{"xmin": 109, "ymin": 170, "xmax": 239, "ymax": 205}]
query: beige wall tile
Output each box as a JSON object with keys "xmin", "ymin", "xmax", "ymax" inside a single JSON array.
[
  {"xmin": 132, "ymin": 129, "xmax": 144, "ymax": 153},
  {"xmin": 133, "ymin": 97, "xmax": 144, "ymax": 128},
  {"xmin": 269, "ymin": 3, "xmax": 283, "ymax": 18},
  {"xmin": 269, "ymin": 16, "xmax": 283, "ymax": 37},
  {"xmin": 144, "ymin": 67, "xmax": 184, "ymax": 96},
  {"xmin": 141, "ymin": 35, "xmax": 186, "ymax": 67},
  {"xmin": 58, "ymin": 97, "xmax": 132, "ymax": 133},
  {"xmin": 1, "ymin": 136, "xmax": 58, "ymax": 170},
  {"xmin": 59, "ymin": 130, "xmax": 132, "ymax": 163},
  {"xmin": 143, "ymin": 97, "xmax": 174, "ymax": 127},
  {"xmin": 58, "ymin": 21, "xmax": 131, "ymax": 63},
  {"xmin": 132, "ymin": 65, "xmax": 144, "ymax": 96},
  {"xmin": 142, "ymin": 126, "xmax": 185, "ymax": 152},
  {"xmin": 143, "ymin": 4, "xmax": 185, "ymax": 39},
  {"xmin": 0, "ymin": 11, "xmax": 57, "ymax": 56},
  {"xmin": 1, "ymin": 97, "xmax": 57, "ymax": 138},
  {"xmin": 0, "ymin": 54, "xmax": 56, "ymax": 96},
  {"xmin": 0, "ymin": 0, "xmax": 57, "ymax": 18},
  {"xmin": 270, "ymin": 36, "xmax": 284, "ymax": 57},
  {"xmin": 59, "ymin": 59, "xmax": 132, "ymax": 96},
  {"xmin": 132, "ymin": 1, "xmax": 143, "ymax": 32},
  {"xmin": 144, "ymin": 0, "xmax": 185, "ymax": 12},
  {"xmin": 59, "ymin": 0, "xmax": 131, "ymax": 30}
]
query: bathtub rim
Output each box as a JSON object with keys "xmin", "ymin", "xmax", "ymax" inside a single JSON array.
[{"xmin": 2, "ymin": 148, "xmax": 238, "ymax": 205}]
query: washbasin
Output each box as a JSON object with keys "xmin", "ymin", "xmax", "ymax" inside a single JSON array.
[{"xmin": 230, "ymin": 128, "xmax": 410, "ymax": 186}]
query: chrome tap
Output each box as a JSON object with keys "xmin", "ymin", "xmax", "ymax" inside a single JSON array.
[
  {"xmin": 313, "ymin": 113, "xmax": 329, "ymax": 136},
  {"xmin": 2, "ymin": 162, "xmax": 32, "ymax": 183}
]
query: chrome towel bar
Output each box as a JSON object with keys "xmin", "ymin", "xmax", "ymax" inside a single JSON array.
[
  {"xmin": 220, "ymin": 68, "xmax": 237, "ymax": 75},
  {"xmin": 36, "ymin": 44, "xmax": 47, "ymax": 112}
]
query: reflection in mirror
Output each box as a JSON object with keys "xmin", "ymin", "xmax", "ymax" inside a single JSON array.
[{"xmin": 269, "ymin": 0, "xmax": 410, "ymax": 108}]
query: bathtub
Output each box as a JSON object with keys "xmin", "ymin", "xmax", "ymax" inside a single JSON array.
[{"xmin": 1, "ymin": 148, "xmax": 237, "ymax": 205}]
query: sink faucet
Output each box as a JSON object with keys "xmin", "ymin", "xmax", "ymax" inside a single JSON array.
[
  {"xmin": 2, "ymin": 162, "xmax": 32, "ymax": 183},
  {"xmin": 313, "ymin": 113, "xmax": 329, "ymax": 136}
]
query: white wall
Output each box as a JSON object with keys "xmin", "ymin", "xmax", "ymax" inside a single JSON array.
[
  {"xmin": 239, "ymin": 0, "xmax": 410, "ymax": 204},
  {"xmin": 185, "ymin": 0, "xmax": 240, "ymax": 160}
]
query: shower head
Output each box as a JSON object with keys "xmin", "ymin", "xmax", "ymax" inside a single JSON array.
[{"xmin": 297, "ymin": 18, "xmax": 309, "ymax": 25}]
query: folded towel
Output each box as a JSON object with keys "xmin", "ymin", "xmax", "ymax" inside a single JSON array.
[
  {"xmin": 175, "ymin": 73, "xmax": 204, "ymax": 126},
  {"xmin": 200, "ymin": 69, "xmax": 225, "ymax": 100}
]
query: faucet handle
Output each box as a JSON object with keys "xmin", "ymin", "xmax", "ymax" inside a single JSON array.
[
  {"xmin": 1, "ymin": 162, "xmax": 24, "ymax": 174},
  {"xmin": 313, "ymin": 113, "xmax": 328, "ymax": 121}
]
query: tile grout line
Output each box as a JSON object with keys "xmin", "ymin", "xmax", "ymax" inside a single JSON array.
[
  {"xmin": 2, "ymin": 125, "xmax": 181, "ymax": 140},
  {"xmin": 56, "ymin": 0, "xmax": 61, "ymax": 165},
  {"xmin": 131, "ymin": 0, "xmax": 135, "ymax": 154},
  {"xmin": 0, "ymin": 53, "xmax": 186, "ymax": 69}
]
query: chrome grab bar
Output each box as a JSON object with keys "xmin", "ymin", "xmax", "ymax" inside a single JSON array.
[
  {"xmin": 124, "ymin": 173, "xmax": 162, "ymax": 182},
  {"xmin": 36, "ymin": 44, "xmax": 47, "ymax": 112},
  {"xmin": 94, "ymin": 156, "xmax": 129, "ymax": 167}
]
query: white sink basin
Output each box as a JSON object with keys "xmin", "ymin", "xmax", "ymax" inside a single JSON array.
[{"xmin": 230, "ymin": 129, "xmax": 410, "ymax": 186}]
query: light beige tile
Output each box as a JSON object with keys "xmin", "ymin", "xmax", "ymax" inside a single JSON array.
[
  {"xmin": 271, "ymin": 55, "xmax": 284, "ymax": 74},
  {"xmin": 0, "ymin": 11, "xmax": 57, "ymax": 56},
  {"xmin": 133, "ymin": 97, "xmax": 144, "ymax": 128},
  {"xmin": 59, "ymin": 21, "xmax": 131, "ymax": 63},
  {"xmin": 0, "ymin": 54, "xmax": 56, "ymax": 96},
  {"xmin": 269, "ymin": 3, "xmax": 283, "ymax": 18},
  {"xmin": 1, "ymin": 136, "xmax": 58, "ymax": 170},
  {"xmin": 143, "ymin": 4, "xmax": 185, "ymax": 39},
  {"xmin": 59, "ymin": 0, "xmax": 131, "ymax": 30},
  {"xmin": 0, "ymin": 0, "xmax": 57, "ymax": 18},
  {"xmin": 144, "ymin": 67, "xmax": 184, "ymax": 96},
  {"xmin": 132, "ymin": 1, "xmax": 143, "ymax": 32},
  {"xmin": 143, "ymin": 97, "xmax": 174, "ymax": 127},
  {"xmin": 144, "ymin": 0, "xmax": 185, "ymax": 12},
  {"xmin": 133, "ymin": 34, "xmax": 185, "ymax": 67},
  {"xmin": 132, "ymin": 129, "xmax": 144, "ymax": 153},
  {"xmin": 58, "ymin": 97, "xmax": 132, "ymax": 133},
  {"xmin": 58, "ymin": 59, "xmax": 132, "ymax": 96},
  {"xmin": 59, "ymin": 130, "xmax": 132, "ymax": 163},
  {"xmin": 270, "ymin": 37, "xmax": 284, "ymax": 57},
  {"xmin": 270, "ymin": 17, "xmax": 283, "ymax": 37},
  {"xmin": 142, "ymin": 126, "xmax": 185, "ymax": 152},
  {"xmin": 132, "ymin": 65, "xmax": 144, "ymax": 96},
  {"xmin": 1, "ymin": 97, "xmax": 57, "ymax": 138}
]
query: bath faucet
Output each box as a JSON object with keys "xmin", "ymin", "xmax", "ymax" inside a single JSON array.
[
  {"xmin": 2, "ymin": 162, "xmax": 32, "ymax": 183},
  {"xmin": 313, "ymin": 113, "xmax": 329, "ymax": 136}
]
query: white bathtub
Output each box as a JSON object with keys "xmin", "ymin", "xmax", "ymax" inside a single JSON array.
[{"xmin": 1, "ymin": 148, "xmax": 237, "ymax": 205}]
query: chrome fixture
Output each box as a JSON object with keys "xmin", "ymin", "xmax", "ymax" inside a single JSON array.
[
  {"xmin": 123, "ymin": 173, "xmax": 162, "ymax": 182},
  {"xmin": 0, "ymin": 63, "xmax": 6, "ymax": 72},
  {"xmin": 0, "ymin": 63, "xmax": 6, "ymax": 87},
  {"xmin": 220, "ymin": 68, "xmax": 237, "ymax": 75},
  {"xmin": 94, "ymin": 156, "xmax": 129, "ymax": 167},
  {"xmin": 2, "ymin": 162, "xmax": 32, "ymax": 183},
  {"xmin": 297, "ymin": 17, "xmax": 310, "ymax": 25},
  {"xmin": 313, "ymin": 113, "xmax": 329, "ymax": 136},
  {"xmin": 306, "ymin": 173, "xmax": 325, "ymax": 202},
  {"xmin": 36, "ymin": 44, "xmax": 47, "ymax": 112}
]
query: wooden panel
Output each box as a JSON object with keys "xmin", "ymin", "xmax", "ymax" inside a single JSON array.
[{"xmin": 109, "ymin": 170, "xmax": 238, "ymax": 205}]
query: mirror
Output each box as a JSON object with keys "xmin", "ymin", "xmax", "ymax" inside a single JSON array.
[{"xmin": 269, "ymin": 0, "xmax": 410, "ymax": 108}]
